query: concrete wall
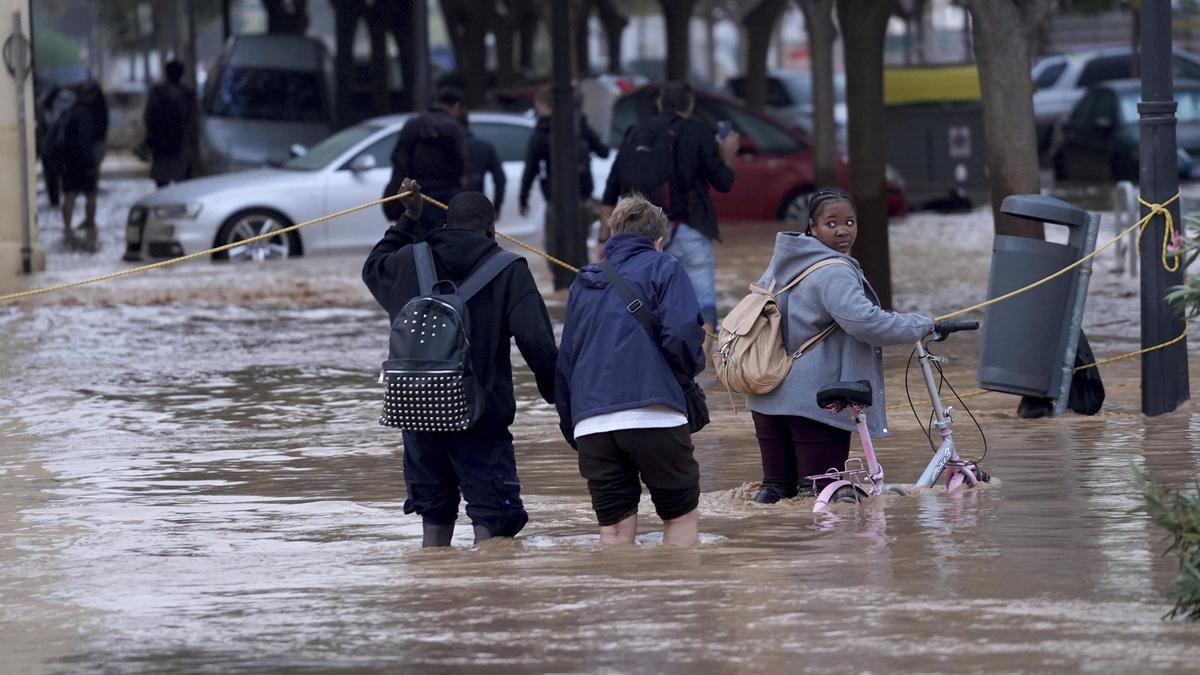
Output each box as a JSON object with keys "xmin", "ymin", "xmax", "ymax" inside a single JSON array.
[{"xmin": 0, "ymin": 0, "xmax": 43, "ymax": 279}]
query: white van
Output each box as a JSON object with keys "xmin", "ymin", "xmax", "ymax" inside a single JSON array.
[{"xmin": 199, "ymin": 34, "xmax": 335, "ymax": 174}]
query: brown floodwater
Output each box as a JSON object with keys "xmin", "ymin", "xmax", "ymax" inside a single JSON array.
[{"xmin": 2, "ymin": 211, "xmax": 1200, "ymax": 673}]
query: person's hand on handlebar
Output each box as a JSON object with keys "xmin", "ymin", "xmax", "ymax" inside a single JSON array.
[{"xmin": 932, "ymin": 319, "xmax": 980, "ymax": 342}]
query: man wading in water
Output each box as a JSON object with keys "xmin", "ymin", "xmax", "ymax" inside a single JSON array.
[{"xmin": 362, "ymin": 181, "xmax": 558, "ymax": 547}]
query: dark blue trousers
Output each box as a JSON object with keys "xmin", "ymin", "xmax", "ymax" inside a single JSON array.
[{"xmin": 401, "ymin": 426, "xmax": 528, "ymax": 537}]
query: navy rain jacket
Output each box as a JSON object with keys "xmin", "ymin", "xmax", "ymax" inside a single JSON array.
[{"xmin": 555, "ymin": 233, "xmax": 706, "ymax": 446}]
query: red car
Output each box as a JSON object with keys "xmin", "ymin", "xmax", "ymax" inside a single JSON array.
[{"xmin": 609, "ymin": 85, "xmax": 907, "ymax": 222}]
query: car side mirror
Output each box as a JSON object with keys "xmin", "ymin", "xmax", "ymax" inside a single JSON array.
[
  {"xmin": 349, "ymin": 153, "xmax": 377, "ymax": 172},
  {"xmin": 289, "ymin": 143, "xmax": 308, "ymax": 158}
]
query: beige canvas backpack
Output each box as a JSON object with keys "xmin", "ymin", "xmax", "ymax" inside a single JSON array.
[{"xmin": 713, "ymin": 258, "xmax": 851, "ymax": 396}]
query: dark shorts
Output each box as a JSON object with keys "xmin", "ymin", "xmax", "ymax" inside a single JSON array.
[{"xmin": 575, "ymin": 424, "xmax": 700, "ymax": 526}]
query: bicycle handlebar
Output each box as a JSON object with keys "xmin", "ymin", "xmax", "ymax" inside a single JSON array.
[{"xmin": 931, "ymin": 319, "xmax": 979, "ymax": 342}]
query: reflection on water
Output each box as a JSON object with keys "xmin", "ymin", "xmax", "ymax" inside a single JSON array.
[{"xmin": 2, "ymin": 215, "xmax": 1200, "ymax": 672}]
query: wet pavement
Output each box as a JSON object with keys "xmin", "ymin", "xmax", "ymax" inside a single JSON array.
[{"xmin": 3, "ymin": 175, "xmax": 1200, "ymax": 672}]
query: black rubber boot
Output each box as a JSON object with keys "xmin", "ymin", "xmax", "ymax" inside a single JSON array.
[
  {"xmin": 472, "ymin": 524, "xmax": 494, "ymax": 545},
  {"xmin": 421, "ymin": 520, "xmax": 455, "ymax": 548},
  {"xmin": 754, "ymin": 482, "xmax": 799, "ymax": 504}
]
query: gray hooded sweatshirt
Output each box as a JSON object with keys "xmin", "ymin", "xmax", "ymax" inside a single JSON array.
[{"xmin": 746, "ymin": 232, "xmax": 933, "ymax": 437}]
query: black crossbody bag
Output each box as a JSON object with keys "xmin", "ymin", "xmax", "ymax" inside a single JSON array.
[{"xmin": 597, "ymin": 261, "xmax": 710, "ymax": 434}]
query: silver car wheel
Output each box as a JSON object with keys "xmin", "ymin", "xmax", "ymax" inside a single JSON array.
[
  {"xmin": 784, "ymin": 190, "xmax": 815, "ymax": 224},
  {"xmin": 221, "ymin": 213, "xmax": 292, "ymax": 262}
]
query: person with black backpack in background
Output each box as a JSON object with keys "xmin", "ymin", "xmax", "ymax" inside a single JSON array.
[
  {"xmin": 518, "ymin": 85, "xmax": 610, "ymax": 290},
  {"xmin": 362, "ymin": 179, "xmax": 558, "ymax": 548},
  {"xmin": 601, "ymin": 81, "xmax": 739, "ymax": 336},
  {"xmin": 381, "ymin": 87, "xmax": 468, "ymax": 244},
  {"xmin": 143, "ymin": 60, "xmax": 197, "ymax": 188}
]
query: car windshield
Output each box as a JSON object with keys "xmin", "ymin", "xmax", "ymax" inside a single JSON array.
[
  {"xmin": 283, "ymin": 124, "xmax": 383, "ymax": 171},
  {"xmin": 1120, "ymin": 89, "xmax": 1200, "ymax": 124},
  {"xmin": 204, "ymin": 66, "xmax": 327, "ymax": 122}
]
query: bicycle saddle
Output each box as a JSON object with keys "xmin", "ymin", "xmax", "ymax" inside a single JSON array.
[{"xmin": 816, "ymin": 380, "xmax": 873, "ymax": 409}]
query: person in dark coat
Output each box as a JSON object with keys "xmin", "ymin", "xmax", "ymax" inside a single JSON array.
[
  {"xmin": 144, "ymin": 60, "xmax": 197, "ymax": 187},
  {"xmin": 459, "ymin": 112, "xmax": 506, "ymax": 217},
  {"xmin": 362, "ymin": 180, "xmax": 559, "ymax": 548},
  {"xmin": 601, "ymin": 80, "xmax": 738, "ymax": 333},
  {"xmin": 555, "ymin": 195, "xmax": 706, "ymax": 547},
  {"xmin": 36, "ymin": 84, "xmax": 75, "ymax": 208},
  {"xmin": 60, "ymin": 81, "xmax": 108, "ymax": 232},
  {"xmin": 518, "ymin": 85, "xmax": 610, "ymax": 290},
  {"xmin": 381, "ymin": 87, "xmax": 467, "ymax": 239}
]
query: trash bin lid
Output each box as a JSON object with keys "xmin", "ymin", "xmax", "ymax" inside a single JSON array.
[{"xmin": 1001, "ymin": 194, "xmax": 1090, "ymax": 229}]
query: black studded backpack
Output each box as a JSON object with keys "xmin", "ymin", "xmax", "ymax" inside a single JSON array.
[{"xmin": 379, "ymin": 242, "xmax": 520, "ymax": 432}]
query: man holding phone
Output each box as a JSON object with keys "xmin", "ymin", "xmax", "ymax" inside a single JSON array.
[{"xmin": 601, "ymin": 81, "xmax": 739, "ymax": 335}]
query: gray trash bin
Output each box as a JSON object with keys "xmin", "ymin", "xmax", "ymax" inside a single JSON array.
[{"xmin": 977, "ymin": 195, "xmax": 1100, "ymax": 411}]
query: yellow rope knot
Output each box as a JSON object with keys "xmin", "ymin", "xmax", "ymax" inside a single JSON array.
[{"xmin": 1136, "ymin": 192, "xmax": 1182, "ymax": 273}]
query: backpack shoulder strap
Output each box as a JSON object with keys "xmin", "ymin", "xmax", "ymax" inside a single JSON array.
[
  {"xmin": 597, "ymin": 261, "xmax": 658, "ymax": 338},
  {"xmin": 413, "ymin": 242, "xmax": 437, "ymax": 296},
  {"xmin": 774, "ymin": 258, "xmax": 852, "ymax": 297},
  {"xmin": 456, "ymin": 250, "xmax": 522, "ymax": 302}
]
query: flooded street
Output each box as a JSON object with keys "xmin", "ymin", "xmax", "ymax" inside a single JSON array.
[{"xmin": 3, "ymin": 184, "xmax": 1200, "ymax": 672}]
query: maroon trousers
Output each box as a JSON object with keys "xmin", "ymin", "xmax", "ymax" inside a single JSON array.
[{"xmin": 751, "ymin": 412, "xmax": 851, "ymax": 491}]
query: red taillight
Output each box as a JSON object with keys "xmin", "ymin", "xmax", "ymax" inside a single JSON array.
[{"xmin": 614, "ymin": 78, "xmax": 635, "ymax": 93}]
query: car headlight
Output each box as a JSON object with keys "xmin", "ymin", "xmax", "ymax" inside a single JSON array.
[{"xmin": 151, "ymin": 203, "xmax": 203, "ymax": 220}]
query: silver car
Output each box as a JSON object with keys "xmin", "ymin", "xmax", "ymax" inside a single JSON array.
[{"xmin": 125, "ymin": 112, "xmax": 613, "ymax": 262}]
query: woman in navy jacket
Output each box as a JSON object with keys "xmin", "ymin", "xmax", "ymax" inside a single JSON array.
[{"xmin": 555, "ymin": 196, "xmax": 707, "ymax": 547}]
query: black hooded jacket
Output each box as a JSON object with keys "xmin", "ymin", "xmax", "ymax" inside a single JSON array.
[{"xmin": 362, "ymin": 222, "xmax": 558, "ymax": 430}]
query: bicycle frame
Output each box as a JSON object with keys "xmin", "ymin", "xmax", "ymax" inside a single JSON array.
[
  {"xmin": 810, "ymin": 405, "xmax": 885, "ymax": 510},
  {"xmin": 912, "ymin": 338, "xmax": 977, "ymax": 491}
]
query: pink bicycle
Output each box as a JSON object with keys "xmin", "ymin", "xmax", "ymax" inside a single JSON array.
[{"xmin": 806, "ymin": 320, "xmax": 990, "ymax": 512}]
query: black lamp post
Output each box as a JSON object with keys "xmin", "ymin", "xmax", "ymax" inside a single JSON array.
[{"xmin": 1138, "ymin": 0, "xmax": 1190, "ymax": 416}]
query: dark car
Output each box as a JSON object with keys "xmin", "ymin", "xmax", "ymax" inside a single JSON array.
[
  {"xmin": 1050, "ymin": 79, "xmax": 1200, "ymax": 182},
  {"xmin": 611, "ymin": 84, "xmax": 906, "ymax": 222}
]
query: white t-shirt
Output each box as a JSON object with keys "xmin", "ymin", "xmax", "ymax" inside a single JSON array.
[{"xmin": 573, "ymin": 404, "xmax": 688, "ymax": 440}]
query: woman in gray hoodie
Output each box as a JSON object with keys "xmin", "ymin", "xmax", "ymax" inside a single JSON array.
[{"xmin": 747, "ymin": 190, "xmax": 934, "ymax": 504}]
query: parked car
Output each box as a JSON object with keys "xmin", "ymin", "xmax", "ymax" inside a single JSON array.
[
  {"xmin": 1033, "ymin": 46, "xmax": 1200, "ymax": 156},
  {"xmin": 199, "ymin": 34, "xmax": 336, "ymax": 175},
  {"xmin": 124, "ymin": 112, "xmax": 614, "ymax": 262},
  {"xmin": 724, "ymin": 70, "xmax": 847, "ymax": 137},
  {"xmin": 610, "ymin": 84, "xmax": 906, "ymax": 222},
  {"xmin": 1048, "ymin": 79, "xmax": 1200, "ymax": 182}
]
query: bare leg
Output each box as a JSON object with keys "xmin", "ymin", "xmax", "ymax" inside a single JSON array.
[
  {"xmin": 662, "ymin": 508, "xmax": 699, "ymax": 547},
  {"xmin": 599, "ymin": 513, "xmax": 637, "ymax": 546},
  {"xmin": 62, "ymin": 192, "xmax": 77, "ymax": 230},
  {"xmin": 83, "ymin": 190, "xmax": 98, "ymax": 229}
]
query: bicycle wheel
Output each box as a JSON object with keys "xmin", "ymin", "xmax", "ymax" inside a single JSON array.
[{"xmin": 830, "ymin": 485, "xmax": 867, "ymax": 504}]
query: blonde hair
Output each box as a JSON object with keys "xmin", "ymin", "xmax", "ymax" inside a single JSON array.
[{"xmin": 611, "ymin": 194, "xmax": 669, "ymax": 241}]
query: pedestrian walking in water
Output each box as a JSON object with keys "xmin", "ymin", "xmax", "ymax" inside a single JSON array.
[
  {"xmin": 746, "ymin": 189, "xmax": 933, "ymax": 504},
  {"xmin": 601, "ymin": 80, "xmax": 738, "ymax": 335},
  {"xmin": 36, "ymin": 84, "xmax": 75, "ymax": 208},
  {"xmin": 143, "ymin": 60, "xmax": 197, "ymax": 188},
  {"xmin": 381, "ymin": 87, "xmax": 467, "ymax": 240},
  {"xmin": 59, "ymin": 81, "xmax": 108, "ymax": 233},
  {"xmin": 555, "ymin": 195, "xmax": 706, "ymax": 546},
  {"xmin": 457, "ymin": 110, "xmax": 506, "ymax": 218},
  {"xmin": 518, "ymin": 85, "xmax": 610, "ymax": 290},
  {"xmin": 362, "ymin": 180, "xmax": 558, "ymax": 547}
]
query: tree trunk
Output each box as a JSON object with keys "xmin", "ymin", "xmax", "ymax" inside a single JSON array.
[
  {"xmin": 494, "ymin": 2, "xmax": 517, "ymax": 87},
  {"xmin": 439, "ymin": 0, "xmax": 489, "ymax": 107},
  {"xmin": 658, "ymin": 0, "xmax": 698, "ymax": 81},
  {"xmin": 368, "ymin": 14, "xmax": 390, "ymax": 115},
  {"xmin": 1131, "ymin": 6, "xmax": 1142, "ymax": 78},
  {"xmin": 263, "ymin": 0, "xmax": 309, "ymax": 35},
  {"xmin": 594, "ymin": 0, "xmax": 627, "ymax": 73},
  {"xmin": 332, "ymin": 0, "xmax": 359, "ymax": 125},
  {"xmin": 741, "ymin": 0, "xmax": 789, "ymax": 111},
  {"xmin": 837, "ymin": 0, "xmax": 894, "ymax": 308},
  {"xmin": 516, "ymin": 6, "xmax": 539, "ymax": 74},
  {"xmin": 965, "ymin": 0, "xmax": 1055, "ymax": 239},
  {"xmin": 796, "ymin": 0, "xmax": 838, "ymax": 188},
  {"xmin": 573, "ymin": 1, "xmax": 591, "ymax": 77},
  {"xmin": 381, "ymin": 0, "xmax": 418, "ymax": 110}
]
